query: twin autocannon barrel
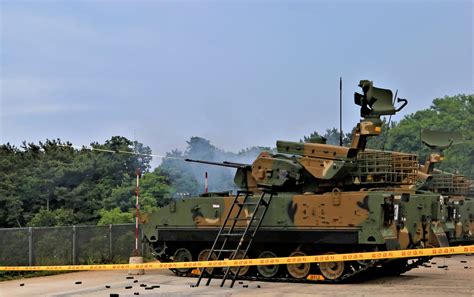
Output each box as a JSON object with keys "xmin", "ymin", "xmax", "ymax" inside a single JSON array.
[{"xmin": 185, "ymin": 158, "xmax": 251, "ymax": 169}]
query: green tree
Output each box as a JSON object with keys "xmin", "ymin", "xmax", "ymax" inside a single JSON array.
[
  {"xmin": 139, "ymin": 169, "xmax": 172, "ymax": 212},
  {"xmin": 159, "ymin": 149, "xmax": 200, "ymax": 196},
  {"xmin": 385, "ymin": 94, "xmax": 473, "ymax": 177},
  {"xmin": 302, "ymin": 128, "xmax": 352, "ymax": 146},
  {"xmin": 0, "ymin": 136, "xmax": 155, "ymax": 227},
  {"xmin": 97, "ymin": 208, "xmax": 133, "ymax": 225},
  {"xmin": 28, "ymin": 209, "xmax": 76, "ymax": 227}
]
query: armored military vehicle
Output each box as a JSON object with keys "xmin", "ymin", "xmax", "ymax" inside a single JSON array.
[
  {"xmin": 142, "ymin": 80, "xmax": 447, "ymax": 286},
  {"xmin": 417, "ymin": 129, "xmax": 474, "ymax": 244}
]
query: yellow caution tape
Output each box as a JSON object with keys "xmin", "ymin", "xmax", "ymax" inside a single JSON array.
[{"xmin": 1, "ymin": 245, "xmax": 473, "ymax": 271}]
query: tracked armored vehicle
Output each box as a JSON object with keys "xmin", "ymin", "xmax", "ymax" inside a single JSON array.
[
  {"xmin": 142, "ymin": 80, "xmax": 448, "ymax": 285},
  {"xmin": 417, "ymin": 129, "xmax": 474, "ymax": 245}
]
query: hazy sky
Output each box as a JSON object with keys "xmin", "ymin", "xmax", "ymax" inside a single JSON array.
[{"xmin": 1, "ymin": 0, "xmax": 472, "ymax": 163}]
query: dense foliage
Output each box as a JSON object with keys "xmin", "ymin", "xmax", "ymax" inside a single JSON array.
[
  {"xmin": 0, "ymin": 137, "xmax": 170, "ymax": 227},
  {"xmin": 384, "ymin": 94, "xmax": 473, "ymax": 177},
  {"xmin": 0, "ymin": 94, "xmax": 472, "ymax": 228}
]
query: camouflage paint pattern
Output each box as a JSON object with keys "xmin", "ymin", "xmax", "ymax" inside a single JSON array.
[
  {"xmin": 141, "ymin": 80, "xmax": 454, "ymax": 270},
  {"xmin": 416, "ymin": 129, "xmax": 474, "ymax": 245},
  {"xmin": 142, "ymin": 190, "xmax": 446, "ymax": 251}
]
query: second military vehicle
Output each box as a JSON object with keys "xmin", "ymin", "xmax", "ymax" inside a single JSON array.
[{"xmin": 417, "ymin": 129, "xmax": 474, "ymax": 245}]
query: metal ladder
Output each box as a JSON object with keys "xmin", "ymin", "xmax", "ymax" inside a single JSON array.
[{"xmin": 195, "ymin": 189, "xmax": 274, "ymax": 288}]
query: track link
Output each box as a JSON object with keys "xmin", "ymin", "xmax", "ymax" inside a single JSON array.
[
  {"xmin": 397, "ymin": 256, "xmax": 433, "ymax": 274},
  {"xmin": 170, "ymin": 258, "xmax": 380, "ymax": 284},
  {"xmin": 155, "ymin": 244, "xmax": 432, "ymax": 284}
]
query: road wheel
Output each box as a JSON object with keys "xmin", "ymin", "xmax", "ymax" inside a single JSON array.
[
  {"xmin": 286, "ymin": 251, "xmax": 311, "ymax": 279},
  {"xmin": 197, "ymin": 249, "xmax": 217, "ymax": 274},
  {"xmin": 173, "ymin": 248, "xmax": 193, "ymax": 273},
  {"xmin": 319, "ymin": 253, "xmax": 346, "ymax": 281},
  {"xmin": 229, "ymin": 250, "xmax": 250, "ymax": 276},
  {"xmin": 257, "ymin": 251, "xmax": 279, "ymax": 278}
]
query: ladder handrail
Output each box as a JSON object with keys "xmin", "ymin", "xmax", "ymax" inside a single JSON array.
[
  {"xmin": 228, "ymin": 192, "xmax": 273, "ymax": 288},
  {"xmin": 195, "ymin": 189, "xmax": 274, "ymax": 288},
  {"xmin": 207, "ymin": 192, "xmax": 250, "ymax": 286},
  {"xmin": 196, "ymin": 191, "xmax": 251, "ymax": 286}
]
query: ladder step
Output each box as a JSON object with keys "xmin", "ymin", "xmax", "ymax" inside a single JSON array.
[
  {"xmin": 214, "ymin": 249, "xmax": 235, "ymax": 253},
  {"xmin": 236, "ymin": 202, "xmax": 258, "ymax": 206},
  {"xmin": 224, "ymin": 218, "xmax": 261, "ymax": 226},
  {"xmin": 221, "ymin": 233, "xmax": 245, "ymax": 237}
]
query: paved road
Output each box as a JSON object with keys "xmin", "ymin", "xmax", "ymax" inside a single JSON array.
[{"xmin": 1, "ymin": 255, "xmax": 473, "ymax": 297}]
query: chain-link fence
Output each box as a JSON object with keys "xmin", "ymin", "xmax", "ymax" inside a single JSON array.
[{"xmin": 0, "ymin": 224, "xmax": 150, "ymax": 266}]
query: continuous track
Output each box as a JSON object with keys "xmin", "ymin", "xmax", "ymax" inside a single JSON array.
[{"xmin": 163, "ymin": 255, "xmax": 432, "ymax": 284}]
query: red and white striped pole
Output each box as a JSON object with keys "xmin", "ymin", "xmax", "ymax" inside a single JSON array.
[
  {"xmin": 205, "ymin": 171, "xmax": 208, "ymax": 193},
  {"xmin": 135, "ymin": 168, "xmax": 141, "ymax": 253}
]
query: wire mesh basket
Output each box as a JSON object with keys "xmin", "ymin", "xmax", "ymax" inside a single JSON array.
[
  {"xmin": 352, "ymin": 151, "xmax": 418, "ymax": 185},
  {"xmin": 429, "ymin": 173, "xmax": 469, "ymax": 195}
]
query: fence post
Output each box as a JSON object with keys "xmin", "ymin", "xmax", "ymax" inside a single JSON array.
[
  {"xmin": 28, "ymin": 227, "xmax": 33, "ymax": 266},
  {"xmin": 109, "ymin": 224, "xmax": 113, "ymax": 260},
  {"xmin": 72, "ymin": 225, "xmax": 76, "ymax": 265}
]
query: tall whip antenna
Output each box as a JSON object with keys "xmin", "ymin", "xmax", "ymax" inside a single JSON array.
[{"xmin": 339, "ymin": 77, "xmax": 343, "ymax": 146}]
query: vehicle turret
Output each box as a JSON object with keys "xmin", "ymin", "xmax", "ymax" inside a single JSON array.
[
  {"xmin": 417, "ymin": 129, "xmax": 465, "ymax": 193},
  {"xmin": 186, "ymin": 80, "xmax": 412, "ymax": 193}
]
